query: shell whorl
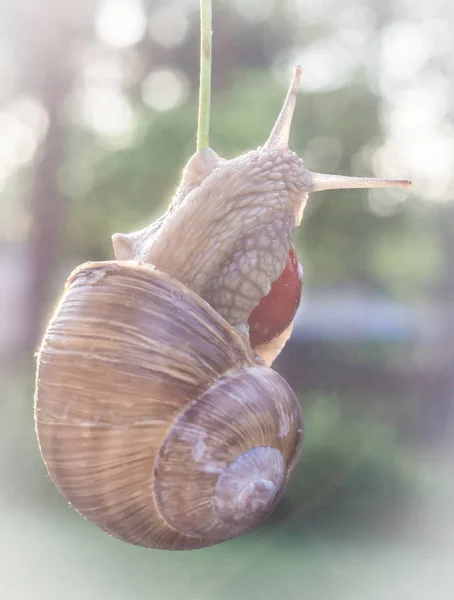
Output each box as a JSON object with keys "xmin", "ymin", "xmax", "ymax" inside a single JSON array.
[
  {"xmin": 34, "ymin": 261, "xmax": 302, "ymax": 550},
  {"xmin": 212, "ymin": 447, "xmax": 285, "ymax": 527}
]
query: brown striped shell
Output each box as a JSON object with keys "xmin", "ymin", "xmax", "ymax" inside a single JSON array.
[{"xmin": 34, "ymin": 261, "xmax": 303, "ymax": 550}]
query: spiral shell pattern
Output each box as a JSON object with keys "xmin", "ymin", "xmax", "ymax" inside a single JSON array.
[{"xmin": 34, "ymin": 261, "xmax": 302, "ymax": 550}]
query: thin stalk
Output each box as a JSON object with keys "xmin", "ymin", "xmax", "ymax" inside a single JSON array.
[{"xmin": 197, "ymin": 0, "xmax": 212, "ymax": 150}]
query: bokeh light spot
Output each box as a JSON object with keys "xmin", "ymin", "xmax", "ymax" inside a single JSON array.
[
  {"xmin": 95, "ymin": 0, "xmax": 147, "ymax": 48},
  {"xmin": 148, "ymin": 7, "xmax": 188, "ymax": 48},
  {"xmin": 142, "ymin": 69, "xmax": 189, "ymax": 112}
]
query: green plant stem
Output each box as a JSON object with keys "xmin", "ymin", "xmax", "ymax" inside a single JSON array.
[{"xmin": 197, "ymin": 0, "xmax": 212, "ymax": 150}]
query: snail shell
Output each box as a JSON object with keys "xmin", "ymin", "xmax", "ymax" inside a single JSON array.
[{"xmin": 35, "ymin": 261, "xmax": 302, "ymax": 550}]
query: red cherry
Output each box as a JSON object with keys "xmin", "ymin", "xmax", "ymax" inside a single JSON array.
[{"xmin": 248, "ymin": 245, "xmax": 303, "ymax": 348}]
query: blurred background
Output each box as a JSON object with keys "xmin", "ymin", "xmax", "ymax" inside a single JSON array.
[{"xmin": 1, "ymin": 0, "xmax": 454, "ymax": 598}]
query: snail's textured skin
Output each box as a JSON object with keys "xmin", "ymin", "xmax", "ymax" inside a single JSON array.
[
  {"xmin": 111, "ymin": 66, "xmax": 410, "ymax": 365},
  {"xmin": 35, "ymin": 262, "xmax": 302, "ymax": 550},
  {"xmin": 114, "ymin": 148, "xmax": 311, "ymax": 329}
]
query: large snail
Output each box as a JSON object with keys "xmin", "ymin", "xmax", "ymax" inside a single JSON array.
[{"xmin": 34, "ymin": 67, "xmax": 410, "ymax": 550}]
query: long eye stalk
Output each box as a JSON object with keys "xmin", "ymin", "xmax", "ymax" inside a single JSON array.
[
  {"xmin": 265, "ymin": 66, "xmax": 412, "ymax": 192},
  {"xmin": 310, "ymin": 172, "xmax": 411, "ymax": 192}
]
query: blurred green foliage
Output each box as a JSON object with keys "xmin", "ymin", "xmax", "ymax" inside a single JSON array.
[{"xmin": 1, "ymin": 0, "xmax": 454, "ymax": 598}]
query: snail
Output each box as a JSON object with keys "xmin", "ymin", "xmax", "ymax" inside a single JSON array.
[{"xmin": 34, "ymin": 67, "xmax": 411, "ymax": 550}]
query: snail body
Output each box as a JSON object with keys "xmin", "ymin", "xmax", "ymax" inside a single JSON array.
[
  {"xmin": 111, "ymin": 66, "xmax": 409, "ymax": 364},
  {"xmin": 34, "ymin": 68, "xmax": 410, "ymax": 550}
]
